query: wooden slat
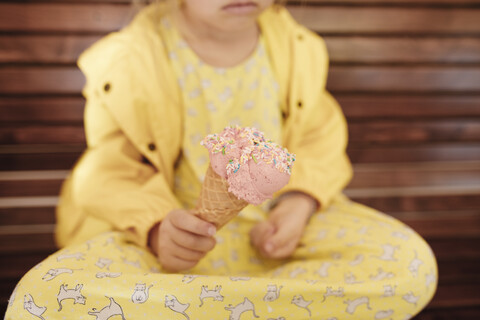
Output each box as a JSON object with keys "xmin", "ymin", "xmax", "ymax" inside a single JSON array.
[
  {"xmin": 324, "ymin": 36, "xmax": 480, "ymax": 64},
  {"xmin": 0, "ymin": 3, "xmax": 132, "ymax": 33},
  {"xmin": 397, "ymin": 211, "xmax": 480, "ymax": 239},
  {"xmin": 428, "ymin": 238, "xmax": 480, "ymax": 261},
  {"xmin": 0, "ymin": 180, "xmax": 63, "ymax": 197},
  {"xmin": 0, "ymin": 207, "xmax": 56, "ymax": 226},
  {"xmin": 327, "ymin": 66, "xmax": 480, "ymax": 93},
  {"xmin": 3, "ymin": 35, "xmax": 480, "ymax": 65},
  {"xmin": 338, "ymin": 95, "xmax": 480, "ymax": 119},
  {"xmin": 288, "ymin": 7, "xmax": 480, "ymax": 34},
  {"xmin": 356, "ymin": 194, "xmax": 480, "ymax": 214},
  {"xmin": 0, "ymin": 68, "xmax": 84, "ymax": 95},
  {"xmin": 0, "ymin": 97, "xmax": 85, "ymax": 123},
  {"xmin": 438, "ymin": 260, "xmax": 480, "ymax": 285},
  {"xmin": 348, "ymin": 143, "xmax": 480, "ymax": 163},
  {"xmin": 2, "ymin": 96, "xmax": 480, "ymax": 123},
  {"xmin": 0, "ymin": 252, "xmax": 51, "ymax": 281},
  {"xmin": 0, "ymin": 145, "xmax": 84, "ymax": 171},
  {"xmin": 429, "ymin": 284, "xmax": 480, "ymax": 308},
  {"xmin": 0, "ymin": 233, "xmax": 56, "ymax": 253},
  {"xmin": 349, "ymin": 162, "xmax": 480, "ymax": 189},
  {"xmin": 0, "ymin": 152, "xmax": 81, "ymax": 171},
  {"xmin": 0, "ymin": 125, "xmax": 86, "ymax": 144},
  {"xmin": 346, "ymin": 186, "xmax": 480, "ymax": 199},
  {"xmin": 0, "ymin": 35, "xmax": 99, "ymax": 64},
  {"xmin": 348, "ymin": 120, "xmax": 480, "ymax": 144},
  {"xmin": 0, "ymin": 224, "xmax": 56, "ymax": 236},
  {"xmin": 416, "ymin": 306, "xmax": 480, "ymax": 320},
  {"xmin": 2, "ymin": 66, "xmax": 480, "ymax": 95},
  {"xmin": 0, "ymin": 170, "xmax": 69, "ymax": 180},
  {"xmin": 0, "ymin": 197, "xmax": 58, "ymax": 209},
  {"xmin": 0, "ymin": 144, "xmax": 85, "ymax": 154}
]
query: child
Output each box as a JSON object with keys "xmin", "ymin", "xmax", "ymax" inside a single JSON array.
[{"xmin": 5, "ymin": 1, "xmax": 437, "ymax": 319}]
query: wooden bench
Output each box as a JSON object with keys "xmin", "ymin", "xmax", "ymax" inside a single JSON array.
[{"xmin": 1, "ymin": 0, "xmax": 480, "ymax": 317}]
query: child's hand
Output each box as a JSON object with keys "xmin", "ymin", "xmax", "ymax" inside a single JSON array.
[
  {"xmin": 148, "ymin": 209, "xmax": 217, "ymax": 272},
  {"xmin": 250, "ymin": 193, "xmax": 317, "ymax": 259}
]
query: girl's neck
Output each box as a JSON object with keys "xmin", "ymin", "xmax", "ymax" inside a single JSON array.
[{"xmin": 172, "ymin": 9, "xmax": 260, "ymax": 68}]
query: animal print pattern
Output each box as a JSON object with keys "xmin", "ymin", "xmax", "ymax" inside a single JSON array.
[{"xmin": 5, "ymin": 196, "xmax": 437, "ymax": 320}]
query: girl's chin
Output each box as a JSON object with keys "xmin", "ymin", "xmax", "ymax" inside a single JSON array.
[{"xmin": 214, "ymin": 15, "xmax": 259, "ymax": 32}]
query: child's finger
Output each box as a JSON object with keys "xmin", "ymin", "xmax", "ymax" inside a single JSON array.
[
  {"xmin": 249, "ymin": 222, "xmax": 264, "ymax": 248},
  {"xmin": 265, "ymin": 233, "xmax": 299, "ymax": 259},
  {"xmin": 263, "ymin": 223, "xmax": 294, "ymax": 255},
  {"xmin": 170, "ymin": 210, "xmax": 216, "ymax": 237},
  {"xmin": 160, "ymin": 254, "xmax": 198, "ymax": 273},
  {"xmin": 250, "ymin": 221, "xmax": 275, "ymax": 250},
  {"xmin": 169, "ymin": 242, "xmax": 206, "ymax": 262},
  {"xmin": 170, "ymin": 226, "xmax": 216, "ymax": 253}
]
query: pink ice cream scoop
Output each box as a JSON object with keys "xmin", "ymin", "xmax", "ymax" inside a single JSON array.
[{"xmin": 201, "ymin": 126, "xmax": 295, "ymax": 205}]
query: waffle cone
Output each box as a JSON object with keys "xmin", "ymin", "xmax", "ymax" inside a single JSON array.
[{"xmin": 194, "ymin": 165, "xmax": 248, "ymax": 229}]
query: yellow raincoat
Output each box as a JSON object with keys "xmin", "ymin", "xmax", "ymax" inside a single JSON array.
[{"xmin": 55, "ymin": 4, "xmax": 352, "ymax": 248}]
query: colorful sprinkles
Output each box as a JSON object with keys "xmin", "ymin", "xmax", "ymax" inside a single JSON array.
[{"xmin": 200, "ymin": 126, "xmax": 295, "ymax": 175}]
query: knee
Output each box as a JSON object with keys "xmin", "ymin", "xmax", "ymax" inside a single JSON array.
[
  {"xmin": 396, "ymin": 232, "xmax": 438, "ymax": 314},
  {"xmin": 4, "ymin": 263, "xmax": 46, "ymax": 319}
]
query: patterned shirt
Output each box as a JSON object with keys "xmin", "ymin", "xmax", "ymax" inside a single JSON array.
[{"xmin": 159, "ymin": 16, "xmax": 283, "ymax": 219}]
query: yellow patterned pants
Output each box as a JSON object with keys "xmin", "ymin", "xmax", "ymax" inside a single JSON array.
[{"xmin": 5, "ymin": 196, "xmax": 437, "ymax": 320}]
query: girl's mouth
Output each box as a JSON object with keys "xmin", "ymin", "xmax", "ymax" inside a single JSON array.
[{"xmin": 222, "ymin": 2, "xmax": 258, "ymax": 14}]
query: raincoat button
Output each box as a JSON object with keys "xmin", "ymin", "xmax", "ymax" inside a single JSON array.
[
  {"xmin": 297, "ymin": 34, "xmax": 303, "ymax": 41},
  {"xmin": 297, "ymin": 100, "xmax": 303, "ymax": 108},
  {"xmin": 148, "ymin": 143, "xmax": 156, "ymax": 151},
  {"xmin": 282, "ymin": 111, "xmax": 288, "ymax": 119},
  {"xmin": 104, "ymin": 82, "xmax": 111, "ymax": 92}
]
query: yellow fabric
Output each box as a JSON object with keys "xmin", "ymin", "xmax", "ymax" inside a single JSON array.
[
  {"xmin": 7, "ymin": 196, "xmax": 437, "ymax": 320},
  {"xmin": 159, "ymin": 15, "xmax": 282, "ymax": 220}
]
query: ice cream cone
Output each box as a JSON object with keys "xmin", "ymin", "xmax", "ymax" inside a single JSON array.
[
  {"xmin": 195, "ymin": 126, "xmax": 295, "ymax": 229},
  {"xmin": 194, "ymin": 165, "xmax": 248, "ymax": 229}
]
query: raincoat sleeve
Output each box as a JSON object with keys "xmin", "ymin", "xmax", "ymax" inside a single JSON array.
[
  {"xmin": 281, "ymin": 30, "xmax": 353, "ymax": 209},
  {"xmin": 71, "ymin": 36, "xmax": 181, "ymax": 248}
]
